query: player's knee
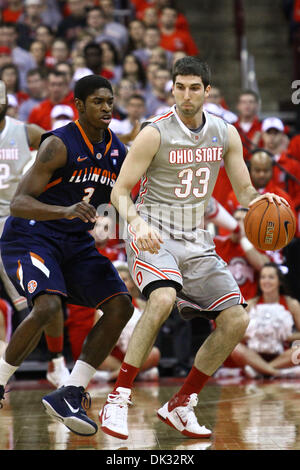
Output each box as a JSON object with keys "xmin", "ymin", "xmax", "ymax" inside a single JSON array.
[
  {"xmin": 31, "ymin": 294, "xmax": 62, "ymax": 327},
  {"xmin": 148, "ymin": 287, "xmax": 176, "ymax": 322},
  {"xmin": 104, "ymin": 294, "xmax": 133, "ymax": 325},
  {"xmin": 216, "ymin": 306, "xmax": 249, "ymax": 340}
]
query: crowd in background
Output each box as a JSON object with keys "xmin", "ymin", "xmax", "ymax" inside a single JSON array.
[{"xmin": 0, "ymin": 0, "xmax": 300, "ymax": 380}]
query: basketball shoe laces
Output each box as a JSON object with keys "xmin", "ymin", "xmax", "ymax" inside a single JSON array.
[
  {"xmin": 65, "ymin": 387, "xmax": 92, "ymax": 413},
  {"xmin": 105, "ymin": 391, "xmax": 133, "ymax": 426},
  {"xmin": 175, "ymin": 394, "xmax": 201, "ymax": 427}
]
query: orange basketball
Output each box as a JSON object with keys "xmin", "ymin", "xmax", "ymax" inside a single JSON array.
[{"xmin": 244, "ymin": 199, "xmax": 296, "ymax": 251}]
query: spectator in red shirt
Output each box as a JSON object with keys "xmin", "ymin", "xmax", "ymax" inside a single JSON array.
[
  {"xmin": 260, "ymin": 117, "xmax": 300, "ymax": 209},
  {"xmin": 234, "ymin": 89, "xmax": 262, "ymax": 162},
  {"xmin": 159, "ymin": 6, "xmax": 199, "ymax": 56},
  {"xmin": 225, "ymin": 150, "xmax": 298, "ymax": 237},
  {"xmin": 288, "ymin": 134, "xmax": 300, "ymax": 163},
  {"xmin": 28, "ymin": 69, "xmax": 78, "ymax": 130},
  {"xmin": 226, "ymin": 150, "xmax": 294, "ymax": 212},
  {"xmin": 2, "ymin": 0, "xmax": 24, "ymax": 23}
]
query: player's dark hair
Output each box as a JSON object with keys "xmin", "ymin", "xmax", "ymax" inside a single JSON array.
[
  {"xmin": 74, "ymin": 74, "xmax": 113, "ymax": 103},
  {"xmin": 172, "ymin": 57, "xmax": 211, "ymax": 89}
]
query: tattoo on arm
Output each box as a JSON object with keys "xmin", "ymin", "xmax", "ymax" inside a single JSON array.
[{"xmin": 39, "ymin": 137, "xmax": 63, "ymax": 163}]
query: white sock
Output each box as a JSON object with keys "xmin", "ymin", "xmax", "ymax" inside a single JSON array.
[
  {"xmin": 64, "ymin": 360, "xmax": 96, "ymax": 388},
  {"xmin": 0, "ymin": 357, "xmax": 18, "ymax": 386}
]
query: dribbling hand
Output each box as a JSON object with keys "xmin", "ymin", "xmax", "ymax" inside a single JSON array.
[{"xmin": 249, "ymin": 192, "xmax": 290, "ymax": 208}]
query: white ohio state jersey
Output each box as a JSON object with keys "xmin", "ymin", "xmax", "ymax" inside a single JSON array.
[
  {"xmin": 0, "ymin": 116, "xmax": 32, "ymax": 217},
  {"xmin": 136, "ymin": 105, "xmax": 229, "ymax": 233}
]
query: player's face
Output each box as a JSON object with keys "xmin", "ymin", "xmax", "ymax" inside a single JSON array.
[
  {"xmin": 172, "ymin": 75, "xmax": 210, "ymax": 118},
  {"xmin": 83, "ymin": 88, "xmax": 114, "ymax": 129},
  {"xmin": 259, "ymin": 266, "xmax": 279, "ymax": 294}
]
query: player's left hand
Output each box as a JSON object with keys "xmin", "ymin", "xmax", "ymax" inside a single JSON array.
[{"xmin": 249, "ymin": 193, "xmax": 290, "ymax": 208}]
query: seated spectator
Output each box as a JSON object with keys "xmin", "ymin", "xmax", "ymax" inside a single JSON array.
[
  {"xmin": 148, "ymin": 46, "xmax": 170, "ymax": 68},
  {"xmin": 38, "ymin": 0, "xmax": 62, "ymax": 30},
  {"xmin": 18, "ymin": 68, "xmax": 47, "ymax": 122},
  {"xmin": 82, "ymin": 41, "xmax": 103, "ymax": 76},
  {"xmin": 234, "ymin": 89, "xmax": 262, "ymax": 162},
  {"xmin": 142, "ymin": 6, "xmax": 160, "ymax": 28},
  {"xmin": 225, "ymin": 150, "xmax": 296, "ymax": 221},
  {"xmin": 17, "ymin": 0, "xmax": 45, "ymax": 38},
  {"xmin": 55, "ymin": 61, "xmax": 74, "ymax": 89},
  {"xmin": 204, "ymin": 86, "xmax": 238, "ymax": 124},
  {"xmin": 0, "ymin": 63, "xmax": 28, "ymax": 105},
  {"xmin": 122, "ymin": 53, "xmax": 147, "ymax": 91},
  {"xmin": 94, "ymin": 0, "xmax": 129, "ymax": 53},
  {"xmin": 56, "ymin": 0, "xmax": 87, "ymax": 46},
  {"xmin": 214, "ymin": 208, "xmax": 271, "ymax": 301},
  {"xmin": 110, "ymin": 93, "xmax": 146, "ymax": 146},
  {"xmin": 112, "ymin": 78, "xmax": 136, "ymax": 120},
  {"xmin": 144, "ymin": 61, "xmax": 160, "ymax": 95},
  {"xmin": 261, "ymin": 117, "xmax": 300, "ymax": 206},
  {"xmin": 0, "ymin": 22, "xmax": 36, "ymax": 89},
  {"xmin": 35, "ymin": 23, "xmax": 55, "ymax": 50},
  {"xmin": 2, "ymin": 0, "xmax": 24, "ymax": 24},
  {"xmin": 144, "ymin": 66, "xmax": 171, "ymax": 117},
  {"xmin": 126, "ymin": 19, "xmax": 146, "ymax": 53},
  {"xmin": 28, "ymin": 69, "xmax": 78, "ymax": 130},
  {"xmin": 221, "ymin": 263, "xmax": 300, "ymax": 379},
  {"xmin": 85, "ymin": 6, "xmax": 128, "ymax": 53},
  {"xmin": 29, "ymin": 40, "xmax": 49, "ymax": 74},
  {"xmin": 159, "ymin": 6, "xmax": 199, "ymax": 56},
  {"xmin": 99, "ymin": 40, "xmax": 123, "ymax": 84},
  {"xmin": 134, "ymin": 25, "xmax": 173, "ymax": 68},
  {"xmin": 49, "ymin": 38, "xmax": 71, "ymax": 66},
  {"xmin": 288, "ymin": 133, "xmax": 300, "ymax": 163}
]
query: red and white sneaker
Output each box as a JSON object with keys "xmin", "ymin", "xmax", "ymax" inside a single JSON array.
[
  {"xmin": 99, "ymin": 387, "xmax": 132, "ymax": 440},
  {"xmin": 157, "ymin": 393, "xmax": 212, "ymax": 438}
]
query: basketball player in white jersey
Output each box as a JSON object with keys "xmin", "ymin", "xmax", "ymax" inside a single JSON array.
[
  {"xmin": 99, "ymin": 57, "xmax": 288, "ymax": 440},
  {"xmin": 0, "ymin": 81, "xmax": 69, "ymax": 387}
]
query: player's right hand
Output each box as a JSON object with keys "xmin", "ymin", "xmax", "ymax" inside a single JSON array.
[
  {"xmin": 130, "ymin": 217, "xmax": 163, "ymax": 254},
  {"xmin": 64, "ymin": 201, "xmax": 98, "ymax": 223}
]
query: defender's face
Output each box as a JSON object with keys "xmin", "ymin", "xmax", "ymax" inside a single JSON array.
[
  {"xmin": 172, "ymin": 75, "xmax": 210, "ymax": 117},
  {"xmin": 79, "ymin": 88, "xmax": 114, "ymax": 129}
]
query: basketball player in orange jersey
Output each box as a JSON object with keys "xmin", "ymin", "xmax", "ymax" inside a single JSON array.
[{"xmin": 99, "ymin": 57, "xmax": 289, "ymax": 440}]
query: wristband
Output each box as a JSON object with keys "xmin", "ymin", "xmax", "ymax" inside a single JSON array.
[{"xmin": 240, "ymin": 236, "xmax": 254, "ymax": 252}]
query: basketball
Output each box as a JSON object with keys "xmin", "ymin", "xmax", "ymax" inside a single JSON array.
[{"xmin": 244, "ymin": 199, "xmax": 296, "ymax": 251}]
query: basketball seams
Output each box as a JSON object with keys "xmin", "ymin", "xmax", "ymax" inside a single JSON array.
[
  {"xmin": 273, "ymin": 202, "xmax": 281, "ymax": 251},
  {"xmin": 257, "ymin": 200, "xmax": 270, "ymax": 249},
  {"xmin": 244, "ymin": 200, "xmax": 266, "ymax": 244}
]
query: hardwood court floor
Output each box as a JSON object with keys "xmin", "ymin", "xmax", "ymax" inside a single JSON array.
[{"xmin": 1, "ymin": 375, "xmax": 300, "ymax": 451}]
